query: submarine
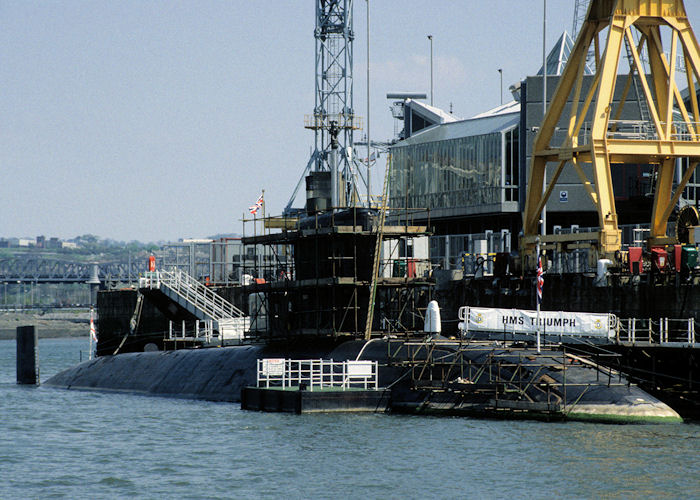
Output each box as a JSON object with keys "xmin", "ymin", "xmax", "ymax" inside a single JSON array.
[
  {"xmin": 44, "ymin": 209, "xmax": 682, "ymax": 423},
  {"xmin": 45, "ymin": 334, "xmax": 681, "ymax": 423}
]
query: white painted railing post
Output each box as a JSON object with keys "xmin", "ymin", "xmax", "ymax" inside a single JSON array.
[
  {"xmin": 375, "ymin": 361, "xmax": 379, "ymax": 389},
  {"xmin": 692, "ymin": 319, "xmax": 696, "ymax": 345},
  {"xmin": 689, "ymin": 318, "xmax": 693, "ymax": 344},
  {"xmin": 631, "ymin": 318, "xmax": 636, "ymax": 343},
  {"xmin": 627, "ymin": 318, "xmax": 634, "ymax": 342},
  {"xmin": 343, "ymin": 361, "xmax": 347, "ymax": 391}
]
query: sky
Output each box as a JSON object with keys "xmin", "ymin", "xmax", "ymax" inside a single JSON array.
[{"xmin": 3, "ymin": 1, "xmax": 700, "ymax": 243}]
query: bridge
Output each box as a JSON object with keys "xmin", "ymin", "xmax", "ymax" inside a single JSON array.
[{"xmin": 0, "ymin": 257, "xmax": 142, "ymax": 286}]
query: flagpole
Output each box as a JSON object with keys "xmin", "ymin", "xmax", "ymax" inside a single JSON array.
[
  {"xmin": 261, "ymin": 189, "xmax": 266, "ymax": 277},
  {"xmin": 242, "ymin": 212, "xmax": 246, "ymax": 284},
  {"xmin": 536, "ymin": 237, "xmax": 541, "ymax": 353},
  {"xmin": 247, "ymin": 192, "xmax": 264, "ymax": 281},
  {"xmin": 89, "ymin": 306, "xmax": 94, "ymax": 360}
]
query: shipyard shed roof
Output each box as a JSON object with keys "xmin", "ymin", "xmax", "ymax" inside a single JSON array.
[
  {"xmin": 391, "ymin": 109, "xmax": 519, "ymax": 148},
  {"xmin": 404, "ymin": 98, "xmax": 462, "ymax": 124},
  {"xmin": 471, "ymin": 100, "xmax": 520, "ymax": 119}
]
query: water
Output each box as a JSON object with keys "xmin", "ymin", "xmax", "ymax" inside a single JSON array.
[{"xmin": 1, "ymin": 338, "xmax": 699, "ymax": 499}]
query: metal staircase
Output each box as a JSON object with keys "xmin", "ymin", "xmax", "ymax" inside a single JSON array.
[{"xmin": 139, "ymin": 269, "xmax": 249, "ymax": 339}]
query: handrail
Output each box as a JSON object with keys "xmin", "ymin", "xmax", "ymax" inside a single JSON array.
[
  {"xmin": 140, "ymin": 269, "xmax": 245, "ymax": 319},
  {"xmin": 617, "ymin": 317, "xmax": 697, "ymax": 345}
]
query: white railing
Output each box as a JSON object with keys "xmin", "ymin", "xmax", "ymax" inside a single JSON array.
[
  {"xmin": 140, "ymin": 270, "xmax": 245, "ymax": 319},
  {"xmin": 168, "ymin": 319, "xmax": 216, "ymax": 342},
  {"xmin": 617, "ymin": 317, "xmax": 697, "ymax": 345},
  {"xmin": 256, "ymin": 358, "xmax": 379, "ymax": 391},
  {"xmin": 574, "ymin": 120, "xmax": 700, "ymax": 142},
  {"xmin": 165, "ymin": 317, "xmax": 250, "ymax": 344}
]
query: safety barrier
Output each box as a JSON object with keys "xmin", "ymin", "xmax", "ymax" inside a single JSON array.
[
  {"xmin": 167, "ymin": 319, "xmax": 215, "ymax": 342},
  {"xmin": 256, "ymin": 358, "xmax": 379, "ymax": 391},
  {"xmin": 617, "ymin": 317, "xmax": 697, "ymax": 345},
  {"xmin": 140, "ymin": 269, "xmax": 245, "ymax": 319}
]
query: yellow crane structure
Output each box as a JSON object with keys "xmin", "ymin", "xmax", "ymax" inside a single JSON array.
[{"xmin": 522, "ymin": 0, "xmax": 700, "ymax": 268}]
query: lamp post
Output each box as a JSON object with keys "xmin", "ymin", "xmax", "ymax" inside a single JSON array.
[
  {"xmin": 542, "ymin": 0, "xmax": 547, "ymax": 236},
  {"xmin": 543, "ymin": 0, "xmax": 547, "ymax": 116},
  {"xmin": 498, "ymin": 68, "xmax": 503, "ymax": 105},
  {"xmin": 366, "ymin": 0, "xmax": 371, "ymax": 207},
  {"xmin": 428, "ymin": 35, "xmax": 433, "ymax": 106}
]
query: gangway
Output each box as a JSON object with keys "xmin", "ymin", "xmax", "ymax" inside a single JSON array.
[{"xmin": 139, "ymin": 269, "xmax": 249, "ymax": 339}]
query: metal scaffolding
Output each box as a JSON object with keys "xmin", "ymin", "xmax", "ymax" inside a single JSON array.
[{"xmin": 241, "ymin": 207, "xmax": 434, "ymax": 340}]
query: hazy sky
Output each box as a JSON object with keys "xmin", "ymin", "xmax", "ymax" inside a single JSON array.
[{"xmin": 3, "ymin": 1, "xmax": 700, "ymax": 242}]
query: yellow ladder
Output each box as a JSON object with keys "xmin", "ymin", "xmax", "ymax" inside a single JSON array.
[{"xmin": 364, "ymin": 155, "xmax": 392, "ymax": 340}]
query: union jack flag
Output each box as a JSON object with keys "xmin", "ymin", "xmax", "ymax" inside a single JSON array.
[
  {"xmin": 537, "ymin": 255, "xmax": 544, "ymax": 305},
  {"xmin": 249, "ymin": 193, "xmax": 264, "ymax": 215}
]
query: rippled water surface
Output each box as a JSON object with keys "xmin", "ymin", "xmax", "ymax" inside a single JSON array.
[{"xmin": 1, "ymin": 338, "xmax": 699, "ymax": 499}]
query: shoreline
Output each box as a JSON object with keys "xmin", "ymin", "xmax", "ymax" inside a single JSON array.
[{"xmin": 0, "ymin": 311, "xmax": 90, "ymax": 340}]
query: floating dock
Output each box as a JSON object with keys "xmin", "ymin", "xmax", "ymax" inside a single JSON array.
[
  {"xmin": 241, "ymin": 387, "xmax": 390, "ymax": 413},
  {"xmin": 241, "ymin": 358, "xmax": 390, "ymax": 413}
]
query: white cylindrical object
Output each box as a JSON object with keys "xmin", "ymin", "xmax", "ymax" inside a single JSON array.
[{"xmin": 424, "ymin": 300, "xmax": 442, "ymax": 333}]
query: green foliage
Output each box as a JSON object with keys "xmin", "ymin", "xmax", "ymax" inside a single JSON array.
[{"xmin": 1, "ymin": 235, "xmax": 160, "ymax": 262}]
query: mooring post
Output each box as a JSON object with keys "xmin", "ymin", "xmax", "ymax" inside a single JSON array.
[{"xmin": 16, "ymin": 325, "xmax": 39, "ymax": 385}]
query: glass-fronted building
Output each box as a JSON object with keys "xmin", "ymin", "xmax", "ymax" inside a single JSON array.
[{"xmin": 389, "ymin": 108, "xmax": 520, "ymax": 232}]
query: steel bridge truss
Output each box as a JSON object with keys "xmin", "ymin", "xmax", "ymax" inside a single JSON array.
[{"xmin": 0, "ymin": 258, "xmax": 140, "ymax": 285}]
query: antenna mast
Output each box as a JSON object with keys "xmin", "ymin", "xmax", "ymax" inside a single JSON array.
[{"xmin": 306, "ymin": 1, "xmax": 362, "ymax": 207}]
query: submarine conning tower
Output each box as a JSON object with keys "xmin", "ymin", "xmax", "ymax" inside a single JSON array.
[{"xmin": 240, "ymin": 206, "xmax": 435, "ymax": 341}]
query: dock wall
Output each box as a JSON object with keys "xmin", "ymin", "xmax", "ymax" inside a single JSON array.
[{"xmin": 436, "ymin": 274, "xmax": 700, "ymax": 336}]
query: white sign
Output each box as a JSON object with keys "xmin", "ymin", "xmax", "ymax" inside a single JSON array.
[
  {"xmin": 346, "ymin": 361, "xmax": 374, "ymax": 377},
  {"xmin": 458, "ymin": 306, "xmax": 615, "ymax": 338},
  {"xmin": 261, "ymin": 358, "xmax": 285, "ymax": 376}
]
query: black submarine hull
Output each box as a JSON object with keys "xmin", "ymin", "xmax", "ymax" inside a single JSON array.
[{"xmin": 45, "ymin": 339, "xmax": 682, "ymax": 423}]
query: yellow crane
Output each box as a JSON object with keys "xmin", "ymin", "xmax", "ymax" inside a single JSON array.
[{"xmin": 522, "ymin": 0, "xmax": 700, "ymax": 268}]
